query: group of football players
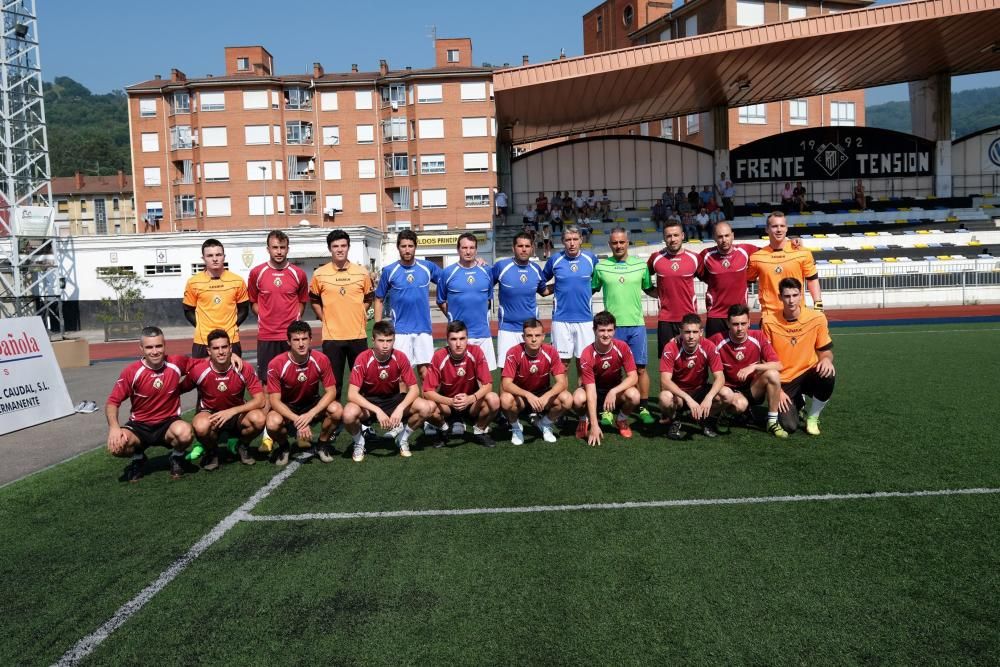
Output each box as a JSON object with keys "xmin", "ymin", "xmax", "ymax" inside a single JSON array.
[{"xmin": 105, "ymin": 212, "xmax": 837, "ymax": 481}]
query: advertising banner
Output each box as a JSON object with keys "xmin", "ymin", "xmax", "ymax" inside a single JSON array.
[{"xmin": 0, "ymin": 316, "xmax": 74, "ymax": 435}]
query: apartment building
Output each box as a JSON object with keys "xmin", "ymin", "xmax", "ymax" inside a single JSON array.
[
  {"xmin": 582, "ymin": 0, "xmax": 870, "ymax": 148},
  {"xmin": 51, "ymin": 171, "xmax": 136, "ymax": 236},
  {"xmin": 126, "ymin": 38, "xmax": 498, "ymax": 234}
]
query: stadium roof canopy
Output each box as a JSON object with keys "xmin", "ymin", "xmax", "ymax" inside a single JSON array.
[{"xmin": 493, "ymin": 0, "xmax": 1000, "ymax": 143}]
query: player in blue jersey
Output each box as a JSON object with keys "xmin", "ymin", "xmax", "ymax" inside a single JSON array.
[
  {"xmin": 492, "ymin": 232, "xmax": 546, "ymax": 366},
  {"xmin": 374, "ymin": 230, "xmax": 441, "ymax": 377},
  {"xmin": 437, "ymin": 232, "xmax": 497, "ymax": 369},
  {"xmin": 541, "ymin": 224, "xmax": 598, "ymax": 365}
]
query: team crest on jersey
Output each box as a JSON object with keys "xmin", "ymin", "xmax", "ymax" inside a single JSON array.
[
  {"xmin": 217, "ymin": 381, "xmax": 228, "ymax": 392},
  {"xmin": 519, "ymin": 274, "xmax": 528, "ymax": 284},
  {"xmin": 790, "ymin": 336, "xmax": 798, "ymax": 346},
  {"xmin": 273, "ymin": 276, "xmax": 283, "ymax": 287},
  {"xmin": 671, "ymin": 261, "xmax": 679, "ymax": 272},
  {"xmin": 735, "ymin": 351, "xmax": 745, "ymax": 361},
  {"xmin": 601, "ymin": 360, "xmax": 611, "ymax": 370},
  {"xmin": 213, "ymin": 296, "xmax": 222, "ymax": 305},
  {"xmin": 775, "ymin": 266, "xmax": 783, "ymax": 274},
  {"xmin": 456, "ymin": 367, "xmax": 466, "ymax": 377},
  {"xmin": 687, "ymin": 359, "xmax": 696, "ymax": 368},
  {"xmin": 339, "ymin": 287, "xmax": 346, "ymax": 296},
  {"xmin": 379, "ymin": 369, "xmax": 389, "ymax": 380},
  {"xmin": 722, "ymin": 259, "xmax": 731, "ymax": 269},
  {"xmin": 467, "ymin": 275, "xmax": 476, "ymax": 284},
  {"xmin": 570, "ymin": 263, "xmax": 579, "ymax": 273},
  {"xmin": 618, "ymin": 276, "xmax": 625, "ymax": 284},
  {"xmin": 529, "ymin": 364, "xmax": 538, "ymax": 374},
  {"xmin": 297, "ymin": 372, "xmax": 307, "ymax": 382},
  {"xmin": 152, "ymin": 377, "xmax": 164, "ymax": 390},
  {"xmin": 406, "ymin": 273, "xmax": 415, "ymax": 283}
]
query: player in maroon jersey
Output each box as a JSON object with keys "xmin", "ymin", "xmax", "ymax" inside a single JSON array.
[
  {"xmin": 423, "ymin": 320, "xmax": 500, "ymax": 449},
  {"xmin": 183, "ymin": 329, "xmax": 266, "ymax": 469},
  {"xmin": 264, "ymin": 320, "xmax": 342, "ymax": 465},
  {"xmin": 499, "ymin": 318, "xmax": 573, "ymax": 446},
  {"xmin": 708, "ymin": 304, "xmax": 787, "ymax": 438},
  {"xmin": 342, "ymin": 320, "xmax": 435, "ymax": 462},
  {"xmin": 697, "ymin": 221, "xmax": 761, "ymax": 338},
  {"xmin": 658, "ymin": 313, "xmax": 726, "ymax": 440},
  {"xmin": 572, "ymin": 311, "xmax": 640, "ymax": 446},
  {"xmin": 105, "ymin": 326, "xmax": 196, "ymax": 482},
  {"xmin": 648, "ymin": 220, "xmax": 702, "ymax": 358}
]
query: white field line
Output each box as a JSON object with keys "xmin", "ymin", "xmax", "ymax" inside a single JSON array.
[
  {"xmin": 53, "ymin": 461, "xmax": 301, "ymax": 667},
  {"xmin": 832, "ymin": 327, "xmax": 1000, "ymax": 336},
  {"xmin": 244, "ymin": 487, "xmax": 1000, "ymax": 523}
]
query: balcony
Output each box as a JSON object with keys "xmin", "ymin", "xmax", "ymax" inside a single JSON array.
[
  {"xmin": 289, "ymin": 192, "xmax": 317, "ymax": 215},
  {"xmin": 284, "ymin": 88, "xmax": 312, "ymax": 110},
  {"xmin": 286, "ymin": 121, "xmax": 313, "ymax": 145},
  {"xmin": 288, "ymin": 156, "xmax": 315, "ymax": 180}
]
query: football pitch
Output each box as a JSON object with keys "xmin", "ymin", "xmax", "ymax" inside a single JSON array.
[{"xmin": 2, "ymin": 322, "xmax": 999, "ymax": 665}]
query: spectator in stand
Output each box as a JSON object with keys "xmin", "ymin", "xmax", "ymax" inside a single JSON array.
[
  {"xmin": 652, "ymin": 199, "xmax": 668, "ymax": 231},
  {"xmin": 535, "ymin": 191, "xmax": 549, "ymax": 221},
  {"xmin": 781, "ymin": 182, "xmax": 795, "ymax": 211},
  {"xmin": 540, "ymin": 222, "xmax": 553, "ymax": 259},
  {"xmin": 599, "ymin": 189, "xmax": 612, "ymax": 221},
  {"xmin": 695, "ymin": 207, "xmax": 711, "ymax": 241},
  {"xmin": 793, "ymin": 181, "xmax": 807, "ymax": 213},
  {"xmin": 578, "ymin": 217, "xmax": 593, "ymax": 241},
  {"xmin": 675, "ymin": 186, "xmax": 689, "ymax": 215},
  {"xmin": 562, "ymin": 191, "xmax": 574, "ymax": 219},
  {"xmin": 523, "ymin": 204, "xmax": 537, "ymax": 231},
  {"xmin": 718, "ymin": 172, "xmax": 736, "ymax": 221},
  {"xmin": 587, "ymin": 190, "xmax": 598, "ymax": 219},
  {"xmin": 688, "ymin": 186, "xmax": 701, "ymax": 212},
  {"xmin": 682, "ymin": 212, "xmax": 698, "ymax": 241},
  {"xmin": 575, "ymin": 190, "xmax": 588, "ymax": 219},
  {"xmin": 706, "ymin": 196, "xmax": 722, "ymax": 225},
  {"xmin": 854, "ymin": 179, "xmax": 867, "ymax": 210},
  {"xmin": 495, "ymin": 190, "xmax": 508, "ymax": 218},
  {"xmin": 549, "ymin": 206, "xmax": 562, "ymax": 241},
  {"xmin": 700, "ymin": 186, "xmax": 714, "ymax": 208},
  {"xmin": 661, "ymin": 186, "xmax": 673, "ymax": 209},
  {"xmin": 523, "ymin": 221, "xmax": 537, "ymax": 246}
]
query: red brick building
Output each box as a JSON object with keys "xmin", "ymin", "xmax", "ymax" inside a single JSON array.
[
  {"xmin": 127, "ymin": 39, "xmax": 498, "ymax": 234},
  {"xmin": 582, "ymin": 0, "xmax": 870, "ymax": 147}
]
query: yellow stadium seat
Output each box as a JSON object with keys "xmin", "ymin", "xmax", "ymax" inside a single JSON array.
[
  {"xmin": 814, "ymin": 233, "xmax": 827, "ymax": 238},
  {"xmin": 895, "ymin": 219, "xmax": 907, "ymax": 224},
  {"xmin": 969, "ymin": 240, "xmax": 982, "ymax": 246},
  {"xmin": 591, "ymin": 229, "xmax": 604, "ymax": 235},
  {"xmin": 861, "ymin": 245, "xmax": 875, "ymax": 250},
  {"xmin": 806, "ymin": 246, "xmax": 822, "ymax": 252},
  {"xmin": 830, "ymin": 259, "xmax": 844, "ymax": 264},
  {"xmin": 582, "ymin": 242, "xmax": 593, "ymax": 248},
  {"xmin": 794, "ymin": 222, "xmax": 807, "ymax": 227},
  {"xmin": 916, "ymin": 230, "xmax": 930, "ymax": 234},
  {"xmin": 982, "ymin": 204, "xmax": 995, "ymax": 209},
  {"xmin": 844, "ymin": 221, "xmax": 857, "ymax": 226},
  {"xmin": 635, "ymin": 240, "xmax": 648, "ymax": 246},
  {"xmin": 877, "ymin": 196, "xmax": 889, "ymax": 201},
  {"xmin": 936, "ymin": 255, "xmax": 951, "ymax": 260},
  {"xmin": 884, "ymin": 257, "xmax": 898, "ymax": 262},
  {"xmin": 643, "ymin": 228, "xmax": 656, "ymax": 233},
  {"xmin": 864, "ymin": 231, "xmax": 878, "ymax": 236},
  {"xmin": 898, "ymin": 207, "xmax": 911, "ymax": 212},
  {"xmin": 614, "ymin": 217, "xmax": 625, "ymax": 223},
  {"xmin": 848, "ymin": 209, "xmax": 862, "ymax": 213},
  {"xmin": 946, "ymin": 216, "xmax": 959, "ymax": 222},
  {"xmin": 914, "ymin": 243, "xmax": 928, "ymax": 248}
]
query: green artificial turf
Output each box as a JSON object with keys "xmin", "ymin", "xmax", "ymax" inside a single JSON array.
[{"xmin": 1, "ymin": 322, "xmax": 998, "ymax": 665}]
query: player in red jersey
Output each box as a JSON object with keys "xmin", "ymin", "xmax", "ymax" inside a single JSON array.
[
  {"xmin": 572, "ymin": 311, "xmax": 640, "ymax": 446},
  {"xmin": 648, "ymin": 220, "xmax": 701, "ymax": 358},
  {"xmin": 658, "ymin": 313, "xmax": 726, "ymax": 440},
  {"xmin": 183, "ymin": 329, "xmax": 266, "ymax": 469},
  {"xmin": 698, "ymin": 221, "xmax": 761, "ymax": 338},
  {"xmin": 423, "ymin": 320, "xmax": 500, "ymax": 449},
  {"xmin": 499, "ymin": 318, "xmax": 573, "ymax": 446},
  {"xmin": 342, "ymin": 320, "xmax": 435, "ymax": 462},
  {"xmin": 105, "ymin": 326, "xmax": 196, "ymax": 482},
  {"xmin": 264, "ymin": 320, "xmax": 342, "ymax": 465},
  {"xmin": 707, "ymin": 304, "xmax": 787, "ymax": 438}
]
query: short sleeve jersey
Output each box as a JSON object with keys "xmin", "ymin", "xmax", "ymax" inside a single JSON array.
[
  {"xmin": 375, "ymin": 259, "xmax": 441, "ymax": 335},
  {"xmin": 308, "ymin": 261, "xmax": 374, "ymax": 341},
  {"xmin": 542, "ymin": 250, "xmax": 598, "ymax": 323},
  {"xmin": 591, "ymin": 257, "xmax": 652, "ymax": 327},
  {"xmin": 698, "ymin": 243, "xmax": 759, "ymax": 318},
  {"xmin": 578, "ymin": 339, "xmax": 637, "ymax": 391},
  {"xmin": 107, "ymin": 355, "xmax": 193, "ymax": 424},
  {"xmin": 492, "ymin": 259, "xmax": 544, "ymax": 332},
  {"xmin": 747, "ymin": 242, "xmax": 818, "ymax": 316},
  {"xmin": 707, "ymin": 330, "xmax": 778, "ymax": 388},
  {"xmin": 436, "ymin": 263, "xmax": 494, "ymax": 339},
  {"xmin": 659, "ymin": 338, "xmax": 723, "ymax": 393},
  {"xmin": 502, "ymin": 342, "xmax": 566, "ymax": 394},
  {"xmin": 266, "ymin": 350, "xmax": 336, "ymax": 406},
  {"xmin": 248, "ymin": 262, "xmax": 309, "ymax": 341},
  {"xmin": 349, "ymin": 349, "xmax": 418, "ymax": 398},
  {"xmin": 182, "ymin": 270, "xmax": 250, "ymax": 344},
  {"xmin": 423, "ymin": 345, "xmax": 492, "ymax": 398},
  {"xmin": 761, "ymin": 308, "xmax": 832, "ymax": 383},
  {"xmin": 185, "ymin": 359, "xmax": 263, "ymax": 411},
  {"xmin": 647, "ymin": 248, "xmax": 701, "ymax": 322}
]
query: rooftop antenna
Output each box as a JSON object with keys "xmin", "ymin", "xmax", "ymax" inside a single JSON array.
[{"xmin": 426, "ymin": 24, "xmax": 437, "ymax": 42}]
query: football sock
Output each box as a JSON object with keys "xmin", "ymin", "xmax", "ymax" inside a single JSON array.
[
  {"xmin": 638, "ymin": 399, "xmax": 648, "ymax": 409},
  {"xmin": 767, "ymin": 411, "xmax": 779, "ymax": 425},
  {"xmin": 473, "ymin": 425, "xmax": 488, "ymax": 435},
  {"xmin": 511, "ymin": 420, "xmax": 523, "ymax": 432},
  {"xmin": 399, "ymin": 425, "xmax": 414, "ymax": 445},
  {"xmin": 352, "ymin": 430, "xmax": 364, "ymax": 445},
  {"xmin": 807, "ymin": 397, "xmax": 828, "ymax": 418},
  {"xmin": 538, "ymin": 415, "xmax": 553, "ymax": 430}
]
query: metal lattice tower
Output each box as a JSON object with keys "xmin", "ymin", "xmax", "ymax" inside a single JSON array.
[{"xmin": 0, "ymin": 0, "xmax": 62, "ymax": 334}]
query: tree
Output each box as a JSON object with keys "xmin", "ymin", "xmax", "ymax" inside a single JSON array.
[{"xmin": 96, "ymin": 267, "xmax": 149, "ymax": 324}]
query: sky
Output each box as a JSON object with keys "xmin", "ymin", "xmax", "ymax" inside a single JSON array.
[{"xmin": 39, "ymin": 0, "xmax": 1000, "ymax": 105}]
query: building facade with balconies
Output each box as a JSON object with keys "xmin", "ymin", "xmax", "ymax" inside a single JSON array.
[
  {"xmin": 127, "ymin": 39, "xmax": 498, "ymax": 234},
  {"xmin": 52, "ymin": 171, "xmax": 136, "ymax": 236}
]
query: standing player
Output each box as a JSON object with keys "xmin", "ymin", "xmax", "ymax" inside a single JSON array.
[
  {"xmin": 264, "ymin": 321, "xmax": 342, "ymax": 465},
  {"xmin": 374, "ymin": 230, "xmax": 441, "ymax": 380},
  {"xmin": 342, "ymin": 321, "xmax": 435, "ymax": 462},
  {"xmin": 747, "ymin": 212, "xmax": 822, "ymax": 316},
  {"xmin": 423, "ymin": 321, "xmax": 499, "ymax": 449},
  {"xmin": 648, "ymin": 220, "xmax": 701, "ymax": 359},
  {"xmin": 183, "ymin": 239, "xmax": 250, "ymax": 358},
  {"xmin": 591, "ymin": 228, "xmax": 656, "ymax": 424},
  {"xmin": 499, "ymin": 319, "xmax": 573, "ymax": 446},
  {"xmin": 697, "ymin": 221, "xmax": 760, "ymax": 338},
  {"xmin": 541, "ymin": 225, "xmax": 598, "ymax": 367},
  {"xmin": 492, "ymin": 233, "xmax": 546, "ymax": 365},
  {"xmin": 658, "ymin": 313, "xmax": 726, "ymax": 440},
  {"xmin": 185, "ymin": 329, "xmax": 266, "ymax": 469},
  {"xmin": 708, "ymin": 304, "xmax": 786, "ymax": 438},
  {"xmin": 761, "ymin": 278, "xmax": 836, "ymax": 435},
  {"xmin": 437, "ymin": 233, "xmax": 496, "ymax": 369},
  {"xmin": 105, "ymin": 326, "xmax": 195, "ymax": 481},
  {"xmin": 309, "ymin": 230, "xmax": 374, "ymax": 400},
  {"xmin": 573, "ymin": 311, "xmax": 641, "ymax": 446}
]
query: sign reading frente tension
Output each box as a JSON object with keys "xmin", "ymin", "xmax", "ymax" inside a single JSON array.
[{"xmin": 730, "ymin": 127, "xmax": 935, "ymax": 183}]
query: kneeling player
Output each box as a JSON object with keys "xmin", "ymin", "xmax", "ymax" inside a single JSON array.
[
  {"xmin": 265, "ymin": 320, "xmax": 342, "ymax": 465},
  {"xmin": 761, "ymin": 277, "xmax": 836, "ymax": 435},
  {"xmin": 573, "ymin": 311, "xmax": 640, "ymax": 446},
  {"xmin": 343, "ymin": 321, "xmax": 435, "ymax": 462},
  {"xmin": 423, "ymin": 320, "xmax": 500, "ymax": 448},
  {"xmin": 105, "ymin": 326, "xmax": 195, "ymax": 481},
  {"xmin": 659, "ymin": 313, "xmax": 726, "ymax": 440},
  {"xmin": 184, "ymin": 329, "xmax": 266, "ymax": 469},
  {"xmin": 708, "ymin": 304, "xmax": 787, "ymax": 438},
  {"xmin": 499, "ymin": 318, "xmax": 573, "ymax": 445}
]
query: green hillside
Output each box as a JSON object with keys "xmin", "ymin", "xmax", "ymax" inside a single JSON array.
[{"xmin": 866, "ymin": 86, "xmax": 1000, "ymax": 138}]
